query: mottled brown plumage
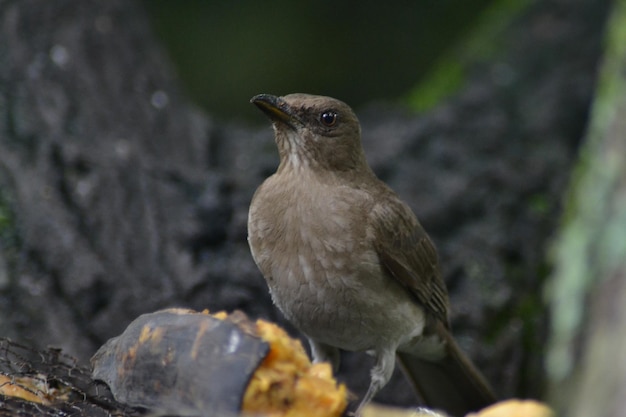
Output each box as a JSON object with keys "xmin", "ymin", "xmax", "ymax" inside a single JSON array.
[{"xmin": 247, "ymin": 93, "xmax": 496, "ymax": 416}]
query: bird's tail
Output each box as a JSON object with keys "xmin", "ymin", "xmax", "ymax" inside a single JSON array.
[{"xmin": 396, "ymin": 328, "xmax": 496, "ymax": 416}]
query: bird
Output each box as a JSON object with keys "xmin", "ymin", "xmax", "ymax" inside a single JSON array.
[{"xmin": 247, "ymin": 93, "xmax": 496, "ymax": 416}]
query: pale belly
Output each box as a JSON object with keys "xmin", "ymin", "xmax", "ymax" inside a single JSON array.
[{"xmin": 264, "ymin": 246, "xmax": 427, "ymax": 353}]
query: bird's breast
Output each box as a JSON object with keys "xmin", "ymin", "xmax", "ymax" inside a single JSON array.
[
  {"xmin": 248, "ymin": 175, "xmax": 426, "ymax": 351},
  {"xmin": 249, "ymin": 175, "xmax": 374, "ymax": 291}
]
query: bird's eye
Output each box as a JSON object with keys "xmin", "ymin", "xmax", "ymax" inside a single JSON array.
[{"xmin": 320, "ymin": 111, "xmax": 338, "ymax": 127}]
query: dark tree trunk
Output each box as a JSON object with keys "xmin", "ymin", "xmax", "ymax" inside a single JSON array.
[{"xmin": 0, "ymin": 0, "xmax": 217, "ymax": 358}]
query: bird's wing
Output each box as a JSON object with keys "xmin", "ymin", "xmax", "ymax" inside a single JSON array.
[{"xmin": 370, "ymin": 193, "xmax": 450, "ymax": 325}]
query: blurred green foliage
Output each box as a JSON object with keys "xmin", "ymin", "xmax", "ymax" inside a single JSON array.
[
  {"xmin": 0, "ymin": 193, "xmax": 13, "ymax": 242},
  {"xmin": 408, "ymin": 0, "xmax": 531, "ymax": 111},
  {"xmin": 0, "ymin": 189, "xmax": 19, "ymax": 281},
  {"xmin": 142, "ymin": 0, "xmax": 521, "ymax": 120}
]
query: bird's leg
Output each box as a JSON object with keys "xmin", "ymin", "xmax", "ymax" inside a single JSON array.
[
  {"xmin": 354, "ymin": 347, "xmax": 396, "ymax": 416},
  {"xmin": 308, "ymin": 338, "xmax": 340, "ymax": 372}
]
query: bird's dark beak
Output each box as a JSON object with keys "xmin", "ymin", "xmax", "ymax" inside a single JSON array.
[{"xmin": 250, "ymin": 94, "xmax": 300, "ymax": 128}]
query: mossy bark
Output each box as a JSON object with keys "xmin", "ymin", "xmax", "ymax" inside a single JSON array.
[{"xmin": 547, "ymin": 0, "xmax": 626, "ymax": 415}]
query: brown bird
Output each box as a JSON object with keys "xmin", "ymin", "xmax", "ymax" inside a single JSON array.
[{"xmin": 247, "ymin": 93, "xmax": 496, "ymax": 416}]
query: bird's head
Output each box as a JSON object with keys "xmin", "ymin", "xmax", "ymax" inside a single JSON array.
[{"xmin": 251, "ymin": 93, "xmax": 369, "ymax": 174}]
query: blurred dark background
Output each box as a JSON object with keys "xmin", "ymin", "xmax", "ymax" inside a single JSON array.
[
  {"xmin": 0, "ymin": 0, "xmax": 613, "ymax": 412},
  {"xmin": 142, "ymin": 0, "xmax": 521, "ymax": 120}
]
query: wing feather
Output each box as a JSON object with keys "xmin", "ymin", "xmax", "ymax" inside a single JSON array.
[{"xmin": 370, "ymin": 193, "xmax": 450, "ymax": 326}]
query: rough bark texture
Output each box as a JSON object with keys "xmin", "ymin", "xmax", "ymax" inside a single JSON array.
[
  {"xmin": 547, "ymin": 0, "xmax": 626, "ymax": 415},
  {"xmin": 0, "ymin": 0, "xmax": 611, "ymax": 409}
]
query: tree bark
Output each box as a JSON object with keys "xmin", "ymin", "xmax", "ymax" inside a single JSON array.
[
  {"xmin": 547, "ymin": 0, "xmax": 626, "ymax": 415},
  {"xmin": 0, "ymin": 0, "xmax": 214, "ymax": 358}
]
